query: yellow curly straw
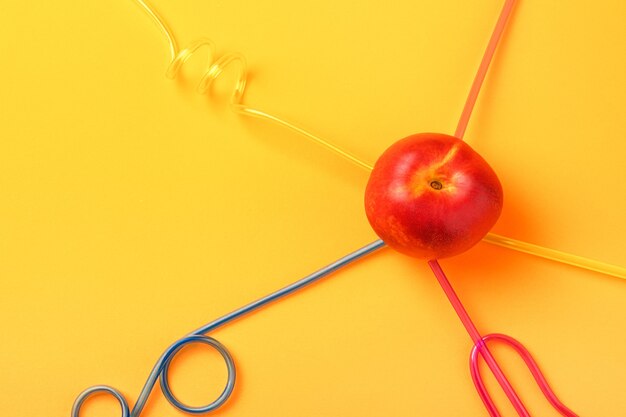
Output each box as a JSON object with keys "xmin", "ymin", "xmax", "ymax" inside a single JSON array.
[{"xmin": 134, "ymin": 0, "xmax": 626, "ymax": 281}]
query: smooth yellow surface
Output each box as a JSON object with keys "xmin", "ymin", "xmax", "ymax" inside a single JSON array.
[{"xmin": 1, "ymin": 1, "xmax": 625, "ymax": 416}]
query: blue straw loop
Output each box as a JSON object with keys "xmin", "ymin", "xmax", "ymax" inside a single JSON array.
[
  {"xmin": 72, "ymin": 240, "xmax": 385, "ymax": 417},
  {"xmin": 159, "ymin": 335, "xmax": 236, "ymax": 414}
]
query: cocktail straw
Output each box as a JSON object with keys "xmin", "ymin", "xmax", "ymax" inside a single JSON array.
[{"xmin": 429, "ymin": 259, "xmax": 578, "ymax": 416}]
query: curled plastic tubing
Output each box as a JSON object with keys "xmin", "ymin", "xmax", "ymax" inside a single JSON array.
[
  {"xmin": 72, "ymin": 240, "xmax": 386, "ymax": 417},
  {"xmin": 135, "ymin": 0, "xmax": 626, "ymax": 281},
  {"xmin": 429, "ymin": 260, "xmax": 579, "ymax": 416},
  {"xmin": 471, "ymin": 334, "xmax": 578, "ymax": 417},
  {"xmin": 428, "ymin": 260, "xmax": 531, "ymax": 416},
  {"xmin": 71, "ymin": 386, "xmax": 130, "ymax": 417},
  {"xmin": 72, "ymin": 335, "xmax": 236, "ymax": 417}
]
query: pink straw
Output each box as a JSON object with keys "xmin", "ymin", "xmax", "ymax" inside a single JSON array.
[
  {"xmin": 429, "ymin": 260, "xmax": 578, "ymax": 416},
  {"xmin": 428, "ymin": 1, "xmax": 578, "ymax": 415},
  {"xmin": 470, "ymin": 333, "xmax": 579, "ymax": 416},
  {"xmin": 428, "ymin": 260, "xmax": 530, "ymax": 416}
]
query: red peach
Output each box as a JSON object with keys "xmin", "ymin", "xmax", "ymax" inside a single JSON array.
[{"xmin": 364, "ymin": 133, "xmax": 503, "ymax": 259}]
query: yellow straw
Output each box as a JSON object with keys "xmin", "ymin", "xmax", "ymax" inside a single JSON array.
[
  {"xmin": 134, "ymin": 0, "xmax": 626, "ymax": 281},
  {"xmin": 483, "ymin": 234, "xmax": 626, "ymax": 279}
]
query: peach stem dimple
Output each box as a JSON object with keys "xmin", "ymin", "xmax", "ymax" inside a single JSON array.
[{"xmin": 430, "ymin": 180, "xmax": 443, "ymax": 190}]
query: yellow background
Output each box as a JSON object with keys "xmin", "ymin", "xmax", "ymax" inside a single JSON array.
[{"xmin": 1, "ymin": 1, "xmax": 625, "ymax": 416}]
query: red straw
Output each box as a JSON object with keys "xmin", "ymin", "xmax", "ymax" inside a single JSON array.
[
  {"xmin": 429, "ymin": 260, "xmax": 531, "ymax": 416},
  {"xmin": 433, "ymin": 1, "xmax": 532, "ymax": 415}
]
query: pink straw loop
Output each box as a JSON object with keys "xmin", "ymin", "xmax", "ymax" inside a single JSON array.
[
  {"xmin": 429, "ymin": 260, "xmax": 578, "ymax": 416},
  {"xmin": 430, "ymin": 1, "xmax": 578, "ymax": 415},
  {"xmin": 428, "ymin": 260, "xmax": 530, "ymax": 416},
  {"xmin": 470, "ymin": 334, "xmax": 579, "ymax": 417}
]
